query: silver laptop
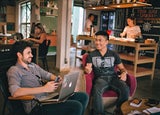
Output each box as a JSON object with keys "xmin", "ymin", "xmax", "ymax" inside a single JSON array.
[{"xmin": 38, "ymin": 71, "xmax": 79, "ymax": 103}]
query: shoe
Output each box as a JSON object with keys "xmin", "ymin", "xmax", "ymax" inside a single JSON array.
[
  {"xmin": 128, "ymin": 52, "xmax": 134, "ymax": 56},
  {"xmin": 113, "ymin": 108, "xmax": 123, "ymax": 115}
]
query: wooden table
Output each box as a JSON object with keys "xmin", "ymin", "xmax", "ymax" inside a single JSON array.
[
  {"xmin": 121, "ymin": 99, "xmax": 160, "ymax": 115},
  {"xmin": 75, "ymin": 36, "xmax": 158, "ymax": 79},
  {"xmin": 75, "ymin": 35, "xmax": 95, "ymax": 66},
  {"xmin": 108, "ymin": 38, "xmax": 158, "ymax": 79}
]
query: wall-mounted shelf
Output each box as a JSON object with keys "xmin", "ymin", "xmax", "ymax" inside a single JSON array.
[
  {"xmin": 86, "ymin": 2, "xmax": 152, "ymax": 10},
  {"xmin": 40, "ymin": 6, "xmax": 58, "ymax": 17},
  {"xmin": 108, "ymin": 2, "xmax": 152, "ymax": 8},
  {"xmin": 41, "ymin": 6, "xmax": 58, "ymax": 10},
  {"xmin": 87, "ymin": 5, "xmax": 115, "ymax": 11},
  {"xmin": 45, "ymin": 14, "xmax": 58, "ymax": 17}
]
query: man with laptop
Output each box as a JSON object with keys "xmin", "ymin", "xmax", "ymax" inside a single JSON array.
[{"xmin": 7, "ymin": 40, "xmax": 89, "ymax": 115}]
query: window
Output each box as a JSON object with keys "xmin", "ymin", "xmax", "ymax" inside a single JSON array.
[
  {"xmin": 71, "ymin": 6, "xmax": 84, "ymax": 43},
  {"xmin": 20, "ymin": 1, "xmax": 31, "ymax": 38}
]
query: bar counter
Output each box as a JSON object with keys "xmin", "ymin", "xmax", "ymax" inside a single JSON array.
[{"xmin": 76, "ymin": 35, "xmax": 158, "ymax": 79}]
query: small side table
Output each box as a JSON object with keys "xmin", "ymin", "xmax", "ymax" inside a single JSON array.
[{"xmin": 121, "ymin": 99, "xmax": 160, "ymax": 115}]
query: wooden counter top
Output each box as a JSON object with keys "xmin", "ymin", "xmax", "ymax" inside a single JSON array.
[{"xmin": 76, "ymin": 35, "xmax": 95, "ymax": 41}]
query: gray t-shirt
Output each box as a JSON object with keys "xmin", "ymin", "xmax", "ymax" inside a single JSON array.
[
  {"xmin": 87, "ymin": 49, "xmax": 122, "ymax": 78},
  {"xmin": 7, "ymin": 62, "xmax": 52, "ymax": 114}
]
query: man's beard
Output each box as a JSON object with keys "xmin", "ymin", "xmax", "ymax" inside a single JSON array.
[{"xmin": 22, "ymin": 58, "xmax": 32, "ymax": 64}]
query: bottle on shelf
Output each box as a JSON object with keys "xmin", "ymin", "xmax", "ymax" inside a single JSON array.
[
  {"xmin": 112, "ymin": 0, "xmax": 116, "ymax": 4},
  {"xmin": 90, "ymin": 25, "xmax": 94, "ymax": 37}
]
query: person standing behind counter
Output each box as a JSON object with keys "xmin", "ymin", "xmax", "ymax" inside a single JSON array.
[
  {"xmin": 120, "ymin": 16, "xmax": 142, "ymax": 39},
  {"xmin": 84, "ymin": 13, "xmax": 95, "ymax": 34},
  {"xmin": 81, "ymin": 13, "xmax": 95, "ymax": 55},
  {"xmin": 120, "ymin": 16, "xmax": 142, "ymax": 55}
]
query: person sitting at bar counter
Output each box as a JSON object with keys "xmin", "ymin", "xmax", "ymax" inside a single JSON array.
[
  {"xmin": 7, "ymin": 40, "xmax": 89, "ymax": 115},
  {"xmin": 85, "ymin": 31, "xmax": 129, "ymax": 115},
  {"xmin": 26, "ymin": 22, "xmax": 52, "ymax": 65},
  {"xmin": 26, "ymin": 23, "xmax": 47, "ymax": 44},
  {"xmin": 120, "ymin": 16, "xmax": 142, "ymax": 55}
]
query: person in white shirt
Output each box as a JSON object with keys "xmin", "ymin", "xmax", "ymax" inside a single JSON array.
[
  {"xmin": 84, "ymin": 13, "xmax": 95, "ymax": 33},
  {"xmin": 120, "ymin": 16, "xmax": 141, "ymax": 39},
  {"xmin": 81, "ymin": 13, "xmax": 95, "ymax": 55},
  {"xmin": 120, "ymin": 16, "xmax": 142, "ymax": 54}
]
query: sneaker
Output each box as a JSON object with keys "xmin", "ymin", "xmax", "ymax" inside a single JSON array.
[
  {"xmin": 113, "ymin": 108, "xmax": 123, "ymax": 115},
  {"xmin": 128, "ymin": 52, "xmax": 134, "ymax": 56}
]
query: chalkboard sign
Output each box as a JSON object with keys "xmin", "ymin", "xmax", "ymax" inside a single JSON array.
[{"xmin": 134, "ymin": 7, "xmax": 160, "ymax": 36}]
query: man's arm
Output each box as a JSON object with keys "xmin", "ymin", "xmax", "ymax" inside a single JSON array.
[
  {"xmin": 50, "ymin": 74, "xmax": 57, "ymax": 80},
  {"xmin": 120, "ymin": 27, "xmax": 127, "ymax": 37},
  {"xmin": 84, "ymin": 63, "xmax": 92, "ymax": 74},
  {"xmin": 12, "ymin": 81, "xmax": 59, "ymax": 97},
  {"xmin": 117, "ymin": 63, "xmax": 128, "ymax": 81}
]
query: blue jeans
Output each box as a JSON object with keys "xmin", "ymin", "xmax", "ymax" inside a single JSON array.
[
  {"xmin": 31, "ymin": 92, "xmax": 89, "ymax": 115},
  {"xmin": 92, "ymin": 76, "xmax": 129, "ymax": 115}
]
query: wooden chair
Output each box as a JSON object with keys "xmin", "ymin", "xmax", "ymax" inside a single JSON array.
[
  {"xmin": 0, "ymin": 70, "xmax": 44, "ymax": 115},
  {"xmin": 82, "ymin": 53, "xmax": 137, "ymax": 114},
  {"xmin": 0, "ymin": 42, "xmax": 54, "ymax": 115}
]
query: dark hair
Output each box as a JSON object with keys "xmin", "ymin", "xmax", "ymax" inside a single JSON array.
[
  {"xmin": 127, "ymin": 16, "xmax": 135, "ymax": 21},
  {"xmin": 95, "ymin": 31, "xmax": 109, "ymax": 40},
  {"xmin": 12, "ymin": 40, "xmax": 33, "ymax": 56},
  {"xmin": 88, "ymin": 13, "xmax": 94, "ymax": 18},
  {"xmin": 30, "ymin": 22, "xmax": 36, "ymax": 36},
  {"xmin": 35, "ymin": 23, "xmax": 46, "ymax": 33},
  {"xmin": 127, "ymin": 16, "xmax": 136, "ymax": 25}
]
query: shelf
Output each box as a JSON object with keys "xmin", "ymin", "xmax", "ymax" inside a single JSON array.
[
  {"xmin": 119, "ymin": 53, "xmax": 155, "ymax": 64},
  {"xmin": 87, "ymin": 5, "xmax": 115, "ymax": 11},
  {"xmin": 124, "ymin": 64, "xmax": 153, "ymax": 78},
  {"xmin": 40, "ymin": 6, "xmax": 58, "ymax": 17},
  {"xmin": 109, "ymin": 38, "xmax": 157, "ymax": 79},
  {"xmin": 45, "ymin": 14, "xmax": 58, "ymax": 17},
  {"xmin": 86, "ymin": 2, "xmax": 152, "ymax": 10},
  {"xmin": 41, "ymin": 6, "xmax": 58, "ymax": 10},
  {"xmin": 109, "ymin": 2, "xmax": 152, "ymax": 8}
]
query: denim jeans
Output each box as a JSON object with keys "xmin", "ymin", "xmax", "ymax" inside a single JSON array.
[
  {"xmin": 92, "ymin": 76, "xmax": 129, "ymax": 115},
  {"xmin": 31, "ymin": 92, "xmax": 89, "ymax": 115}
]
